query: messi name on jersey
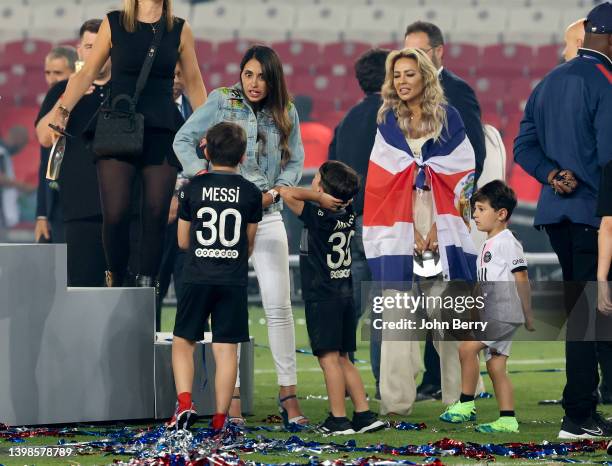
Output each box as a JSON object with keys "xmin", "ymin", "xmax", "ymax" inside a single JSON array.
[{"xmin": 202, "ymin": 186, "xmax": 241, "ymax": 203}]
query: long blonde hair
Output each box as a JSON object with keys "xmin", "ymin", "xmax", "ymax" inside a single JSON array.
[
  {"xmin": 121, "ymin": 0, "xmax": 175, "ymax": 33},
  {"xmin": 377, "ymin": 48, "xmax": 447, "ymax": 140}
]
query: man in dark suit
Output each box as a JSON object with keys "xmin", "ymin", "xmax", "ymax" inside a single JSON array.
[
  {"xmin": 156, "ymin": 64, "xmax": 197, "ymax": 330},
  {"xmin": 404, "ymin": 21, "xmax": 486, "ymax": 401},
  {"xmin": 328, "ymin": 48, "xmax": 390, "ymax": 399}
]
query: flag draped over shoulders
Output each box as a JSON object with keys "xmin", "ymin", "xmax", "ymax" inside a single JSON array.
[{"xmin": 363, "ymin": 105, "xmax": 477, "ymax": 283}]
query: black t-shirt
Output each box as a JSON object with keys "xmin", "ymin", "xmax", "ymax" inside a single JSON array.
[
  {"xmin": 598, "ymin": 160, "xmax": 612, "ymax": 217},
  {"xmin": 178, "ymin": 171, "xmax": 263, "ymax": 286},
  {"xmin": 35, "ymin": 80, "xmax": 109, "ymax": 221},
  {"xmin": 299, "ymin": 202, "xmax": 356, "ymax": 302}
]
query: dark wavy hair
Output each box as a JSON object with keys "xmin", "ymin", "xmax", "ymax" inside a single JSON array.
[{"xmin": 239, "ymin": 45, "xmax": 293, "ymax": 167}]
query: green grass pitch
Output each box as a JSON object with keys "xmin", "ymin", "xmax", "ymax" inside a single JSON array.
[{"xmin": 0, "ymin": 305, "xmax": 608, "ymax": 465}]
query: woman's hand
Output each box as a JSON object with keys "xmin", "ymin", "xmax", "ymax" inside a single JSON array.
[
  {"xmin": 598, "ymin": 280, "xmax": 612, "ymax": 315},
  {"xmin": 414, "ymin": 228, "xmax": 426, "ymax": 256},
  {"xmin": 318, "ymin": 193, "xmax": 345, "ymax": 211},
  {"xmin": 424, "ymin": 223, "xmax": 438, "ymax": 253}
]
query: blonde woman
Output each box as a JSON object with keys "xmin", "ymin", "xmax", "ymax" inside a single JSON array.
[
  {"xmin": 363, "ymin": 48, "xmax": 478, "ymax": 415},
  {"xmin": 48, "ymin": 0, "xmax": 206, "ymax": 287}
]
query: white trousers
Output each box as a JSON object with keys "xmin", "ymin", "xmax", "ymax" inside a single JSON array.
[
  {"xmin": 237, "ymin": 212, "xmax": 297, "ymax": 388},
  {"xmin": 379, "ymin": 283, "xmax": 485, "ymax": 414}
]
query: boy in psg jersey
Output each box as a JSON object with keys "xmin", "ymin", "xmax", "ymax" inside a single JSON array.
[
  {"xmin": 279, "ymin": 161, "xmax": 387, "ymax": 435},
  {"xmin": 440, "ymin": 180, "xmax": 534, "ymax": 433},
  {"xmin": 168, "ymin": 122, "xmax": 263, "ymax": 431}
]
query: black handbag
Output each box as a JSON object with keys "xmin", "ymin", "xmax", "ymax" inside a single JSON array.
[{"xmin": 92, "ymin": 17, "xmax": 166, "ymax": 159}]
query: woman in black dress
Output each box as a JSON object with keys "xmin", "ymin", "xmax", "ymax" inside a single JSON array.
[{"xmin": 49, "ymin": 0, "xmax": 206, "ymax": 286}]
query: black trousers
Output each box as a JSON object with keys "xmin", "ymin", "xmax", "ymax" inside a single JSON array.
[
  {"xmin": 545, "ymin": 222, "xmax": 612, "ymax": 421},
  {"xmin": 421, "ymin": 337, "xmax": 441, "ymax": 389},
  {"xmin": 64, "ymin": 216, "xmax": 106, "ymax": 287}
]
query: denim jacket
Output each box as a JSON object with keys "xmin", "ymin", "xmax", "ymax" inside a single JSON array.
[{"xmin": 173, "ymin": 84, "xmax": 305, "ymax": 214}]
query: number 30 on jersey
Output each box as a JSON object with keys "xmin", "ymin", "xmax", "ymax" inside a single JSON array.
[{"xmin": 327, "ymin": 231, "xmax": 354, "ymax": 270}]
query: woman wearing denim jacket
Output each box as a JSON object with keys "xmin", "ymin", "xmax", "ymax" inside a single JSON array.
[{"xmin": 173, "ymin": 45, "xmax": 307, "ymax": 426}]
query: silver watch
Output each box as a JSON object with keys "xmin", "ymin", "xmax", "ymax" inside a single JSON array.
[{"xmin": 267, "ymin": 188, "xmax": 280, "ymax": 204}]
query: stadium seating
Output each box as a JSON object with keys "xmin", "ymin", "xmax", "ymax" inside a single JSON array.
[
  {"xmin": 0, "ymin": 39, "xmax": 51, "ymax": 70},
  {"xmin": 0, "ymin": 3, "xmax": 30, "ymax": 42},
  {"xmin": 532, "ymin": 43, "xmax": 563, "ymax": 76},
  {"xmin": 82, "ymin": 0, "xmax": 121, "ymax": 21},
  {"xmin": 1, "ymin": 0, "xmax": 601, "ymax": 204},
  {"xmin": 405, "ymin": 6, "xmax": 455, "ymax": 38},
  {"xmin": 345, "ymin": 5, "xmax": 404, "ymax": 45},
  {"xmin": 241, "ymin": 3, "xmax": 295, "ymax": 42},
  {"xmin": 30, "ymin": 3, "xmax": 82, "ymax": 42},
  {"xmin": 292, "ymin": 4, "xmax": 348, "ymax": 43},
  {"xmin": 452, "ymin": 6, "xmax": 507, "ymax": 45},
  {"xmin": 191, "ymin": 2, "xmax": 244, "ymax": 42},
  {"xmin": 444, "ymin": 43, "xmax": 479, "ymax": 78},
  {"xmin": 505, "ymin": 7, "xmax": 563, "ymax": 45},
  {"xmin": 479, "ymin": 44, "xmax": 532, "ymax": 78},
  {"xmin": 272, "ymin": 40, "xmax": 321, "ymax": 75}
]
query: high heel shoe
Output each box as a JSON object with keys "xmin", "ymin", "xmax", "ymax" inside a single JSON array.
[
  {"xmin": 278, "ymin": 394, "xmax": 309, "ymax": 428},
  {"xmin": 228, "ymin": 395, "xmax": 246, "ymax": 426},
  {"xmin": 135, "ymin": 274, "xmax": 160, "ymax": 295},
  {"xmin": 105, "ymin": 270, "xmax": 125, "ymax": 287}
]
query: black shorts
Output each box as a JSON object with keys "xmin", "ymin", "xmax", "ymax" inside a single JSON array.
[
  {"xmin": 95, "ymin": 127, "xmax": 182, "ymax": 169},
  {"xmin": 173, "ymin": 283, "xmax": 249, "ymax": 343},
  {"xmin": 305, "ymin": 297, "xmax": 356, "ymax": 357}
]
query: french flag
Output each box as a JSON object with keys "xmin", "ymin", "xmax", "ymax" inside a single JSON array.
[{"xmin": 363, "ymin": 106, "xmax": 477, "ymax": 283}]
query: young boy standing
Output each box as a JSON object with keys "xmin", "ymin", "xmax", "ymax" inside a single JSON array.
[
  {"xmin": 279, "ymin": 160, "xmax": 386, "ymax": 435},
  {"xmin": 168, "ymin": 122, "xmax": 263, "ymax": 430},
  {"xmin": 439, "ymin": 180, "xmax": 534, "ymax": 433}
]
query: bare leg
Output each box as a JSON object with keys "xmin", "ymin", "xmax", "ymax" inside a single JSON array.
[
  {"xmin": 172, "ymin": 336, "xmax": 196, "ymax": 394},
  {"xmin": 212, "ymin": 343, "xmax": 239, "ymax": 414},
  {"xmin": 486, "ymin": 354, "xmax": 514, "ymax": 411},
  {"xmin": 458, "ymin": 341, "xmax": 486, "ymax": 396},
  {"xmin": 318, "ymin": 351, "xmax": 347, "ymax": 417},
  {"xmin": 228, "ymin": 387, "xmax": 242, "ymax": 418},
  {"xmin": 339, "ymin": 353, "xmax": 369, "ymax": 413}
]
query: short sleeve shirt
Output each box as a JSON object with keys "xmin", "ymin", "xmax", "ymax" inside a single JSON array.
[
  {"xmin": 299, "ymin": 202, "xmax": 356, "ymax": 302},
  {"xmin": 178, "ymin": 171, "xmax": 262, "ymax": 286},
  {"xmin": 477, "ymin": 229, "xmax": 527, "ymax": 323}
]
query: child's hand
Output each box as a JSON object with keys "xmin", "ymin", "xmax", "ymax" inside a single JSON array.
[
  {"xmin": 524, "ymin": 318, "xmax": 535, "ymax": 332},
  {"xmin": 318, "ymin": 193, "xmax": 345, "ymax": 211}
]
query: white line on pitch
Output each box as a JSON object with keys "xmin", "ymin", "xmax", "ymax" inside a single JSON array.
[{"xmin": 254, "ymin": 358, "xmax": 565, "ymax": 374}]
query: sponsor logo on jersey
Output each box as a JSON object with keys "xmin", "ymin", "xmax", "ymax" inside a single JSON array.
[
  {"xmin": 330, "ymin": 269, "xmax": 351, "ymax": 279},
  {"xmin": 195, "ymin": 248, "xmax": 239, "ymax": 259}
]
